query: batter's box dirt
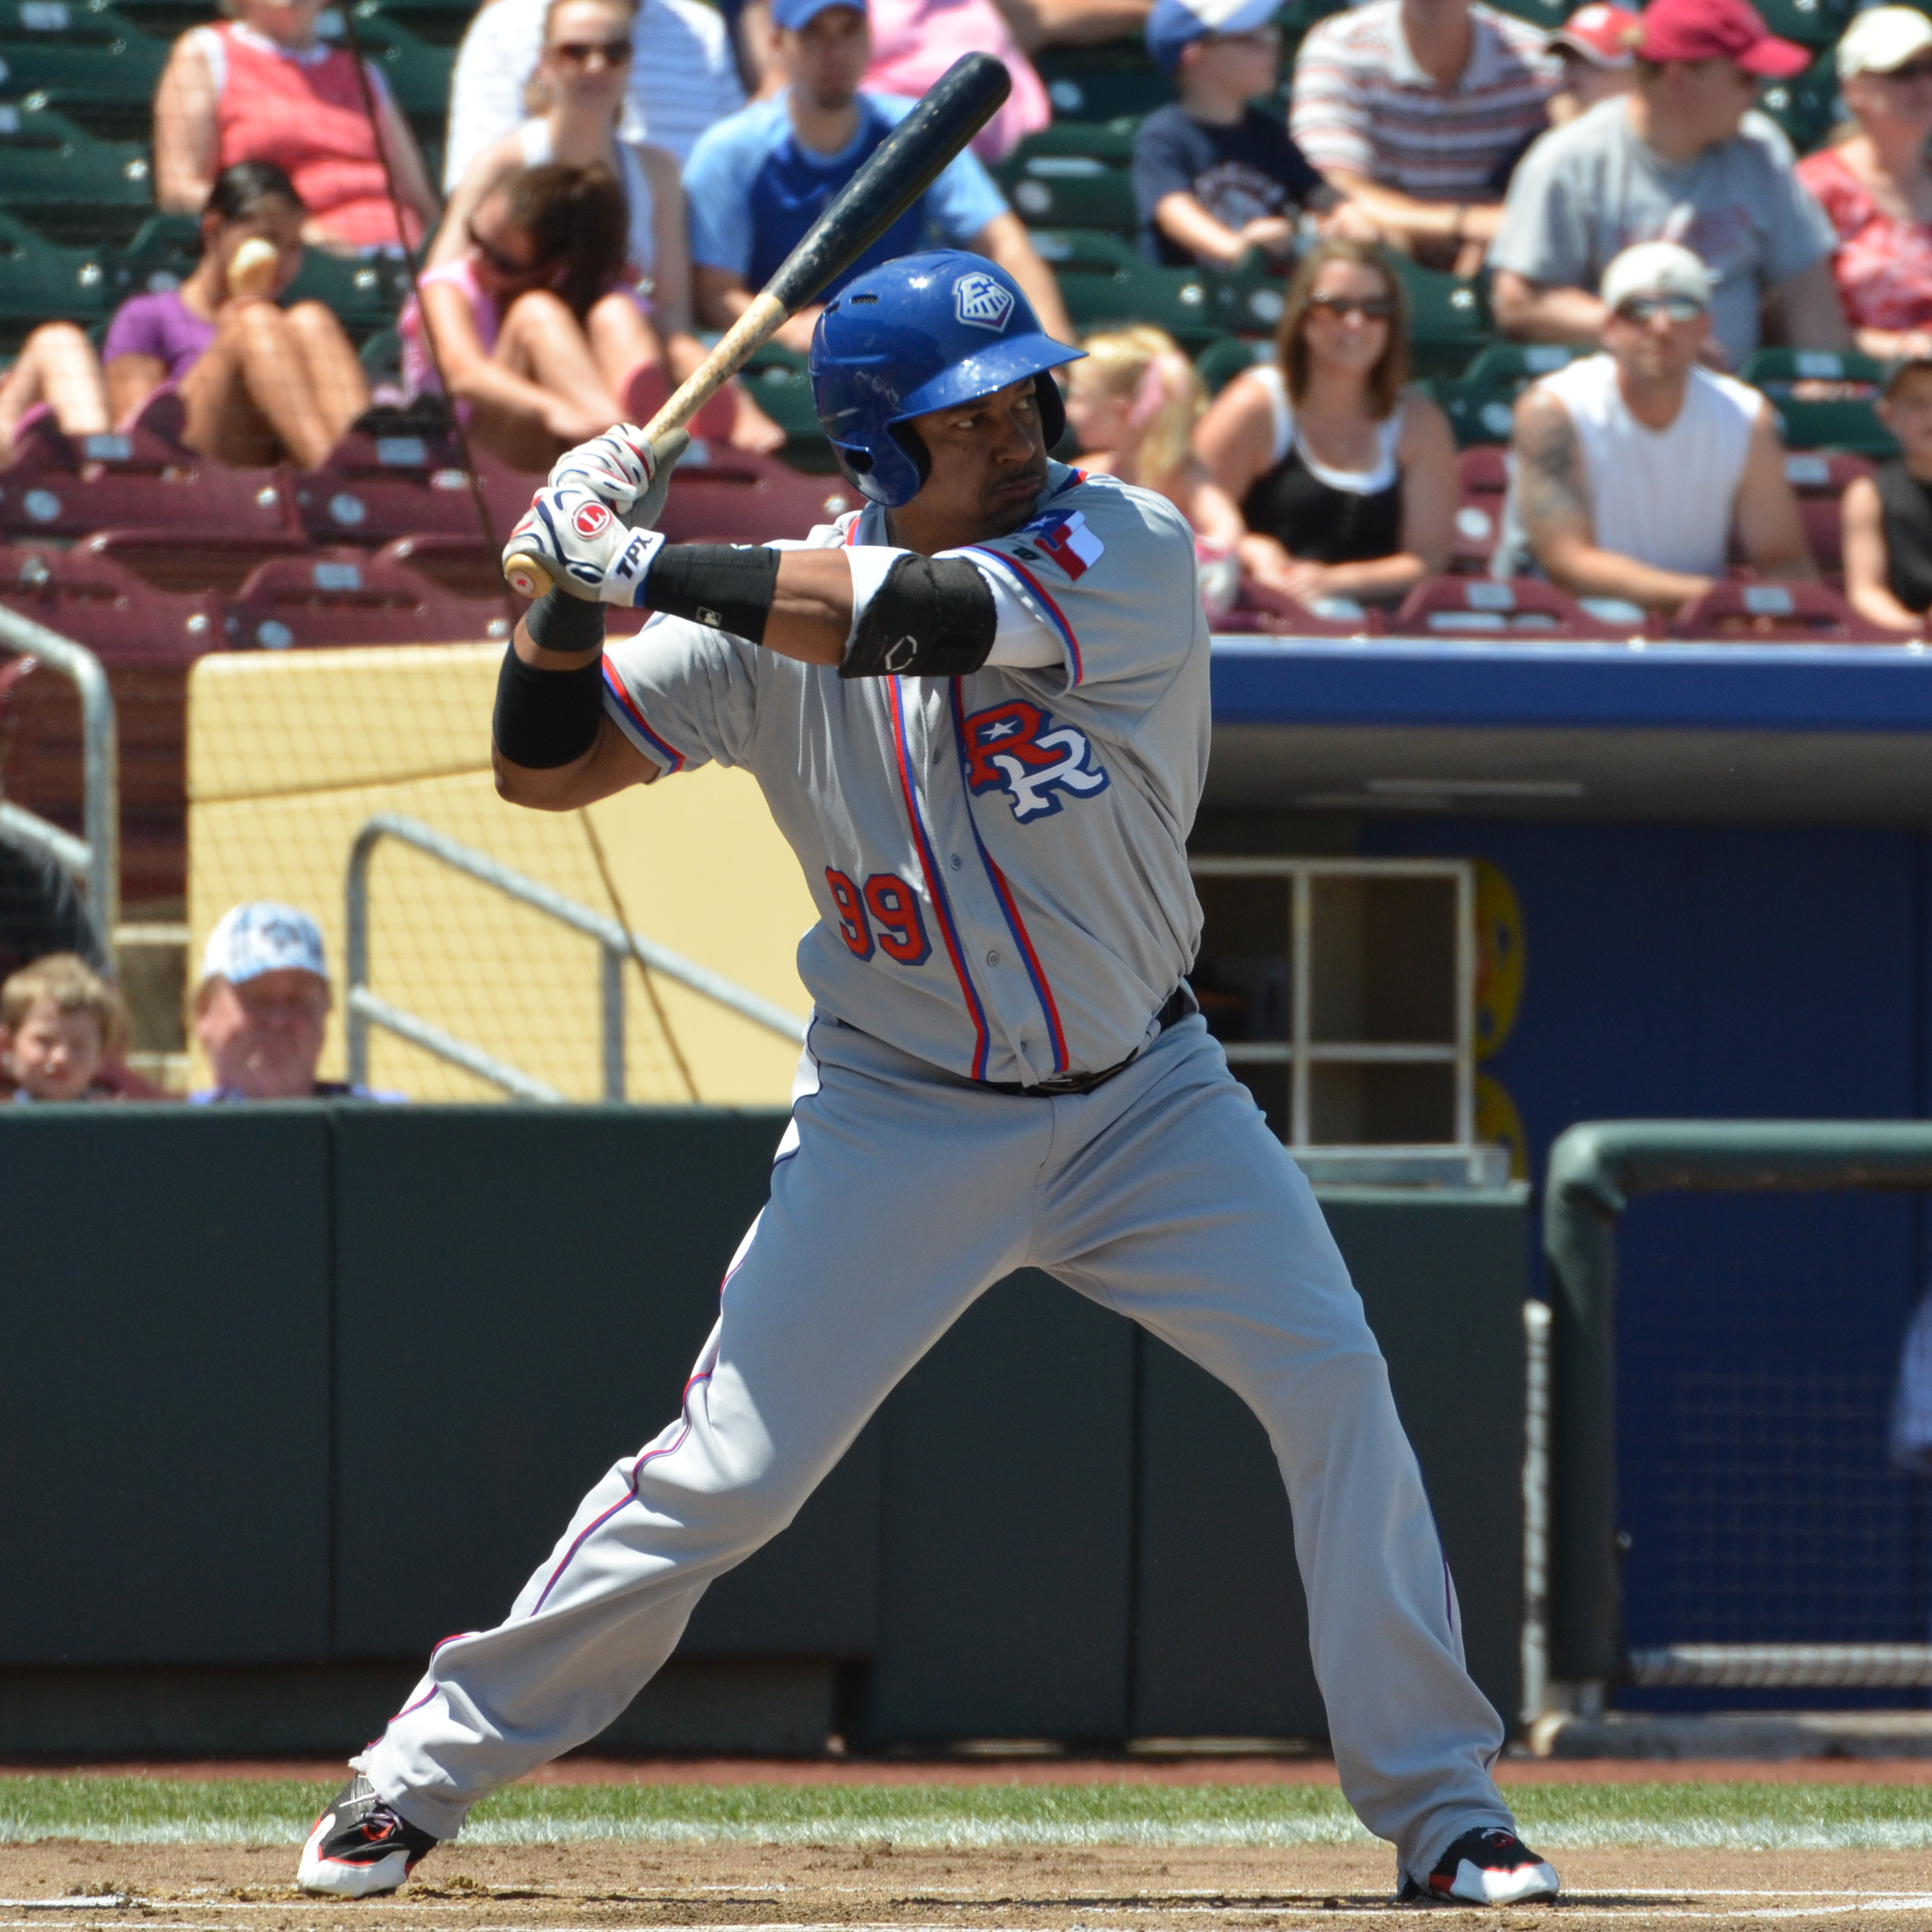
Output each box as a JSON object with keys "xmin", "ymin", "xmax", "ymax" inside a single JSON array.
[{"xmin": 5, "ymin": 1844, "xmax": 1932, "ymax": 1931}]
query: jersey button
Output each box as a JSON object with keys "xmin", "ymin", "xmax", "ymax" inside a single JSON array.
[
  {"xmin": 949, "ymin": 853, "xmax": 963, "ymax": 871},
  {"xmin": 986, "ymin": 949, "xmax": 1001, "ymax": 967}
]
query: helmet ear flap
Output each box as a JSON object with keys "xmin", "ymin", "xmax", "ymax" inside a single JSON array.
[
  {"xmin": 887, "ymin": 420, "xmax": 931, "ymax": 500},
  {"xmin": 1035, "ymin": 372, "xmax": 1066, "ymax": 451}
]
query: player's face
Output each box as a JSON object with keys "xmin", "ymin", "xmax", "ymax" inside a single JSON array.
[
  {"xmin": 897, "ymin": 376, "xmax": 1051, "ymax": 548},
  {"xmin": 195, "ymin": 968, "xmax": 330, "ymax": 1099},
  {"xmin": 3, "ymin": 997, "xmax": 103, "ymax": 1101}
]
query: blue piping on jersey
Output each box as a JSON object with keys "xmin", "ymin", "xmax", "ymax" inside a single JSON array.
[
  {"xmin": 961, "ymin": 545, "xmax": 1083, "ymax": 686},
  {"xmin": 885, "ymin": 676, "xmax": 992, "ymax": 1081},
  {"xmin": 602, "ymin": 656, "xmax": 687, "ymax": 771},
  {"xmin": 946, "ymin": 682, "xmax": 1069, "ymax": 1077}
]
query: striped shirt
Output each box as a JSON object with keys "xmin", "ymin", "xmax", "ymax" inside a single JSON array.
[
  {"xmin": 443, "ymin": 0, "xmax": 744, "ymax": 186},
  {"xmin": 1290, "ymin": 0, "xmax": 1557, "ymax": 202}
]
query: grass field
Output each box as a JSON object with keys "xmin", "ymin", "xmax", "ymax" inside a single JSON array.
[{"xmin": 5, "ymin": 1775, "xmax": 1932, "ymax": 1852}]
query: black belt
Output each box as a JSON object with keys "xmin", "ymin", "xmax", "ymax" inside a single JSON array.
[{"xmin": 984, "ymin": 986, "xmax": 1193, "ymax": 1098}]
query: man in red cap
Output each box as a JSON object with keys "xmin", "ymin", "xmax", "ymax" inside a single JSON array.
[
  {"xmin": 1545, "ymin": 3, "xmax": 1640, "ymax": 125},
  {"xmin": 1488, "ymin": 0, "xmax": 1849, "ymax": 368}
]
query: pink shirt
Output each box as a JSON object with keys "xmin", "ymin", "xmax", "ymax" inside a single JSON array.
[
  {"xmin": 1797, "ymin": 145, "xmax": 1932, "ymax": 336},
  {"xmin": 861, "ymin": 0, "xmax": 1049, "ymax": 163}
]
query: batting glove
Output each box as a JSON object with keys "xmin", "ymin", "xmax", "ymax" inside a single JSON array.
[
  {"xmin": 505, "ymin": 488, "xmax": 666, "ymax": 606},
  {"xmin": 546, "ymin": 424, "xmax": 685, "ymax": 532}
]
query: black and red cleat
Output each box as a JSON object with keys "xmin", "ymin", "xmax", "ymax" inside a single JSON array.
[
  {"xmin": 296, "ymin": 1773, "xmax": 440, "ymax": 1897},
  {"xmin": 1401, "ymin": 1827, "xmax": 1560, "ymax": 1906}
]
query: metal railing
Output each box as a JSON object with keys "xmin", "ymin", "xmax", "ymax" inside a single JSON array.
[
  {"xmin": 345, "ymin": 812, "xmax": 806, "ymax": 1101},
  {"xmin": 0, "ymin": 610, "xmax": 118, "ymax": 947}
]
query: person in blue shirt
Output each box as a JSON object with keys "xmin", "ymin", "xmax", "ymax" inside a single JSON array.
[{"xmin": 683, "ymin": 0, "xmax": 1073, "ymax": 355}]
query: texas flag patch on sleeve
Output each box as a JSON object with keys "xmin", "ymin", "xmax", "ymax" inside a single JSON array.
[{"xmin": 1021, "ymin": 509, "xmax": 1105, "ymax": 580}]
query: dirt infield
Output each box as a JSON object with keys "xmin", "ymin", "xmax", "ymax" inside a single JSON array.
[{"xmin": 7, "ymin": 1837, "xmax": 1932, "ymax": 1931}]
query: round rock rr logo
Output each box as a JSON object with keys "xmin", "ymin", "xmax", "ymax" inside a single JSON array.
[
  {"xmin": 953, "ymin": 271, "xmax": 1015, "ymax": 332},
  {"xmin": 573, "ymin": 500, "xmax": 613, "ymax": 538}
]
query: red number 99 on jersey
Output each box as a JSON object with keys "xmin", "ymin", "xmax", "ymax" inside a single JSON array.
[{"xmin": 823, "ymin": 868, "xmax": 931, "ymax": 967}]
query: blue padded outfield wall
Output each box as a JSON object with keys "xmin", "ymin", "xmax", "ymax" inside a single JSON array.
[{"xmin": 1205, "ymin": 638, "xmax": 1932, "ymax": 1703}]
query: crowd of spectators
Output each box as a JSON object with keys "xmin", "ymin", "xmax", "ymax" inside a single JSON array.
[{"xmin": 10, "ymin": 0, "xmax": 1932, "ymax": 629}]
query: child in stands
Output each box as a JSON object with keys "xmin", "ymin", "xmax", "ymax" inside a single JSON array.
[
  {"xmin": 1842, "ymin": 357, "xmax": 1932, "ymax": 634},
  {"xmin": 0, "ymin": 953, "xmax": 127, "ymax": 1103},
  {"xmin": 403, "ymin": 161, "xmax": 653, "ymax": 471}
]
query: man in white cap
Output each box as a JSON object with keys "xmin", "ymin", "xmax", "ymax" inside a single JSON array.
[
  {"xmin": 191, "ymin": 901, "xmax": 370, "ymax": 1103},
  {"xmin": 1796, "ymin": 7, "xmax": 1932, "ymax": 365},
  {"xmin": 1502, "ymin": 239, "xmax": 1813, "ymax": 611},
  {"xmin": 1135, "ymin": 0, "xmax": 1350, "ymax": 268}
]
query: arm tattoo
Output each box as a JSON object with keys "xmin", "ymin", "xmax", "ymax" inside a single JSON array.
[{"xmin": 1514, "ymin": 392, "xmax": 1591, "ymax": 545}]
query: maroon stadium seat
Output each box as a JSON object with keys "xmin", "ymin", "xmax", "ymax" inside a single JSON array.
[
  {"xmin": 657, "ymin": 442, "xmax": 859, "ymax": 545},
  {"xmin": 1219, "ymin": 576, "xmax": 1384, "ymax": 638},
  {"xmin": 1783, "ymin": 450, "xmax": 1871, "ymax": 582},
  {"xmin": 0, "ymin": 540, "xmax": 218, "ymax": 651},
  {"xmin": 1452, "ymin": 446, "xmax": 1510, "ymax": 576},
  {"xmin": 219, "ymin": 550, "xmax": 510, "ymax": 650},
  {"xmin": 1389, "ymin": 575, "xmax": 1654, "ymax": 640},
  {"xmin": 83, "ymin": 528, "xmax": 314, "ymax": 596},
  {"xmin": 1669, "ymin": 578, "xmax": 1895, "ymax": 643}
]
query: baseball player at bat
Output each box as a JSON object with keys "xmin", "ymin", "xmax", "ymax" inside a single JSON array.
[{"xmin": 297, "ymin": 252, "xmax": 1560, "ymax": 1909}]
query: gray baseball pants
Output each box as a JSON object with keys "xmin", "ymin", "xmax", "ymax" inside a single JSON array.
[{"xmin": 361, "ymin": 1013, "xmax": 1517, "ymax": 1880}]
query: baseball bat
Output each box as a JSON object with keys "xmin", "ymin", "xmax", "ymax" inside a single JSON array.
[{"xmin": 504, "ymin": 51, "xmax": 1013, "ymax": 599}]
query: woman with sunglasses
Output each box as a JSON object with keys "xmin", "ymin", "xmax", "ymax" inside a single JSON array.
[
  {"xmin": 433, "ymin": 0, "xmax": 780, "ymax": 452},
  {"xmin": 1194, "ymin": 238, "xmax": 1456, "ymax": 610},
  {"xmin": 1796, "ymin": 8, "xmax": 1932, "ymax": 364}
]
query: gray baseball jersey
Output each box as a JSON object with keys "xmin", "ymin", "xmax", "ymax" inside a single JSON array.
[{"xmin": 600, "ymin": 462, "xmax": 1208, "ymax": 1085}]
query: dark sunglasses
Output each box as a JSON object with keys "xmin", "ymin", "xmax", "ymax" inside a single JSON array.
[
  {"xmin": 1883, "ymin": 56, "xmax": 1932, "ymax": 79},
  {"xmin": 467, "ymin": 219, "xmax": 545, "ymax": 279},
  {"xmin": 550, "ymin": 36, "xmax": 632, "ymax": 63},
  {"xmin": 1615, "ymin": 293, "xmax": 1704, "ymax": 323},
  {"xmin": 1306, "ymin": 291, "xmax": 1394, "ymax": 321}
]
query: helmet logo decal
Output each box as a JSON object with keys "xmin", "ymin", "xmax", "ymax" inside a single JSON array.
[{"xmin": 953, "ymin": 271, "xmax": 1015, "ymax": 332}]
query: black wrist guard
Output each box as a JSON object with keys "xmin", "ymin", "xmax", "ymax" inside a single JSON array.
[
  {"xmin": 493, "ymin": 626, "xmax": 606, "ymax": 771},
  {"xmin": 524, "ymin": 586, "xmax": 607, "ymax": 656},
  {"xmin": 643, "ymin": 543, "xmax": 781, "ymax": 643},
  {"xmin": 842, "ymin": 553, "xmax": 997, "ymax": 680}
]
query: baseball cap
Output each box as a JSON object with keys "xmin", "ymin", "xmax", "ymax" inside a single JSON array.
[
  {"xmin": 1600, "ymin": 239, "xmax": 1714, "ymax": 312},
  {"xmin": 201, "ymin": 901, "xmax": 328, "ymax": 989},
  {"xmin": 1146, "ymin": 0, "xmax": 1280, "ymax": 75},
  {"xmin": 771, "ymin": 0, "xmax": 864, "ymax": 31},
  {"xmin": 1632, "ymin": 0, "xmax": 1810, "ymax": 76},
  {"xmin": 1548, "ymin": 3, "xmax": 1641, "ymax": 66},
  {"xmin": 1837, "ymin": 4, "xmax": 1932, "ymax": 78}
]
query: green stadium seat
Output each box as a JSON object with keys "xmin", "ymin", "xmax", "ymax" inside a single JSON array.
[
  {"xmin": 1033, "ymin": 41, "xmax": 1173, "ymax": 121},
  {"xmin": 740, "ymin": 345, "xmax": 836, "ymax": 472},
  {"xmin": 0, "ymin": 98, "xmax": 151, "ymax": 244},
  {"xmin": 354, "ymin": 0, "xmax": 473, "ymax": 47},
  {"xmin": 1420, "ymin": 376, "xmax": 1521, "ymax": 447},
  {"xmin": 1460, "ymin": 341, "xmax": 1588, "ymax": 384},
  {"xmin": 1757, "ymin": 48, "xmax": 1841, "ymax": 154},
  {"xmin": 1741, "ymin": 347, "xmax": 1898, "ymax": 457},
  {"xmin": 1005, "ymin": 117, "xmax": 1138, "ymax": 167},
  {"xmin": 0, "ymin": 210, "xmax": 110, "ymax": 352},
  {"xmin": 105, "ymin": 209, "xmax": 196, "ymax": 303},
  {"xmin": 1388, "ymin": 256, "xmax": 1493, "ymax": 376},
  {"xmin": 1480, "ymin": 0, "xmax": 1570, "ymax": 29},
  {"xmin": 283, "ymin": 246, "xmax": 414, "ymax": 340},
  {"xmin": 1027, "ymin": 228, "xmax": 1222, "ymax": 348},
  {"xmin": 316, "ymin": 2, "xmax": 452, "ymax": 124},
  {"xmin": 1195, "ymin": 333, "xmax": 1271, "ymax": 395},
  {"xmin": 0, "ymin": 0, "xmax": 169, "ymax": 142},
  {"xmin": 94, "ymin": 0, "xmax": 209, "ymax": 36},
  {"xmin": 1753, "ymin": 0, "xmax": 1855, "ymax": 48},
  {"xmin": 995, "ymin": 149, "xmax": 1137, "ymax": 231}
]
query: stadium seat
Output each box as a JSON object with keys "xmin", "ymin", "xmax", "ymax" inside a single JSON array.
[
  {"xmin": 105, "ymin": 210, "xmax": 198, "ymax": 303},
  {"xmin": 1195, "ymin": 334, "xmax": 1272, "ymax": 395},
  {"xmin": 1754, "ymin": 0, "xmax": 1854, "ymax": 50},
  {"xmin": 1389, "ymin": 574, "xmax": 1651, "ymax": 638},
  {"xmin": 1741, "ymin": 347, "xmax": 1897, "ymax": 458},
  {"xmin": 0, "ymin": 538, "xmax": 216, "ymax": 649},
  {"xmin": 1032, "ymin": 40, "xmax": 1173, "ymax": 120},
  {"xmin": 1029, "ymin": 229, "xmax": 1221, "ymax": 349},
  {"xmin": 1757, "ymin": 47, "xmax": 1843, "ymax": 154},
  {"xmin": 283, "ymin": 248, "xmax": 413, "ymax": 342},
  {"xmin": 315, "ymin": 2, "xmax": 453, "ymax": 123},
  {"xmin": 0, "ymin": 211, "xmax": 111, "ymax": 350},
  {"xmin": 219, "ymin": 548, "xmax": 506, "ymax": 648},
  {"xmin": 1388, "ymin": 257, "xmax": 1492, "ymax": 377},
  {"xmin": 1452, "ymin": 446, "xmax": 1510, "ymax": 574},
  {"xmin": 1220, "ymin": 576, "xmax": 1384, "ymax": 637},
  {"xmin": 0, "ymin": 99, "xmax": 152, "ymax": 245},
  {"xmin": 1669, "ymin": 578, "xmax": 1894, "ymax": 642},
  {"xmin": 1004, "ymin": 117, "xmax": 1138, "ymax": 167},
  {"xmin": 1425, "ymin": 376, "xmax": 1520, "ymax": 447},
  {"xmin": 355, "ymin": 0, "xmax": 474, "ymax": 47},
  {"xmin": 1460, "ymin": 342, "xmax": 1589, "ymax": 386},
  {"xmin": 84, "ymin": 526, "xmax": 312, "ymax": 594},
  {"xmin": 1482, "ymin": 0, "xmax": 1571, "ymax": 27},
  {"xmin": 1783, "ymin": 450, "xmax": 1871, "ymax": 580},
  {"xmin": 739, "ymin": 345, "xmax": 835, "ymax": 469},
  {"xmin": 658, "ymin": 442, "xmax": 859, "ymax": 544},
  {"xmin": 0, "ymin": 0, "xmax": 169, "ymax": 147},
  {"xmin": 995, "ymin": 151, "xmax": 1136, "ymax": 231}
]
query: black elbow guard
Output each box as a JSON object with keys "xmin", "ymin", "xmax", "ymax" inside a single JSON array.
[
  {"xmin": 841, "ymin": 553, "xmax": 997, "ymax": 680},
  {"xmin": 493, "ymin": 594, "xmax": 608, "ymax": 768}
]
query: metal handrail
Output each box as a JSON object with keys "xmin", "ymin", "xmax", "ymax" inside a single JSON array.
[
  {"xmin": 346, "ymin": 811, "xmax": 807, "ymax": 1099},
  {"xmin": 0, "ymin": 610, "xmax": 119, "ymax": 946}
]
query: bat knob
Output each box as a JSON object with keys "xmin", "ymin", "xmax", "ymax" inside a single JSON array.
[{"xmin": 504, "ymin": 553, "xmax": 554, "ymax": 600}]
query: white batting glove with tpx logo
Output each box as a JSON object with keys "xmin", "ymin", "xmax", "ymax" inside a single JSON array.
[{"xmin": 506, "ymin": 489, "xmax": 666, "ymax": 606}]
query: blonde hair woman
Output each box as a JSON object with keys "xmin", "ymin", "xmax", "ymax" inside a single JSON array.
[
  {"xmin": 1195, "ymin": 238, "xmax": 1456, "ymax": 607},
  {"xmin": 435, "ymin": 0, "xmax": 780, "ymax": 450}
]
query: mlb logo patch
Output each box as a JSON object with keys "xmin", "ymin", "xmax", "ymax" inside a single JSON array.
[
  {"xmin": 1024, "ymin": 510, "xmax": 1105, "ymax": 580},
  {"xmin": 953, "ymin": 270, "xmax": 1015, "ymax": 332}
]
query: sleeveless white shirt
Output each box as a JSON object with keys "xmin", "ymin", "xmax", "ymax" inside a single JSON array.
[
  {"xmin": 1529, "ymin": 354, "xmax": 1761, "ymax": 578},
  {"xmin": 515, "ymin": 120, "xmax": 656, "ymax": 280}
]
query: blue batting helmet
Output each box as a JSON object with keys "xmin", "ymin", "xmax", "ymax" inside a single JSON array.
[{"xmin": 809, "ymin": 250, "xmax": 1085, "ymax": 508}]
